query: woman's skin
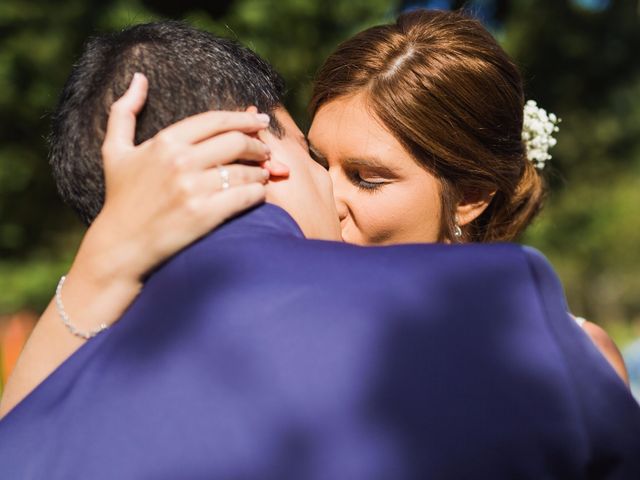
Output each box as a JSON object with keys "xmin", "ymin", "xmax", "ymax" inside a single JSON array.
[
  {"xmin": 308, "ymin": 92, "xmax": 491, "ymax": 245},
  {"xmin": 308, "ymin": 93, "xmax": 443, "ymax": 244},
  {"xmin": 0, "ymin": 75, "xmax": 629, "ymax": 417}
]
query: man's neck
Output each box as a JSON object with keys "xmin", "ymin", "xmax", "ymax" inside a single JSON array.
[{"xmin": 265, "ymin": 189, "xmax": 341, "ymax": 241}]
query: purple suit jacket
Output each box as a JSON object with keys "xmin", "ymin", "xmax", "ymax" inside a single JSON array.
[{"xmin": 1, "ymin": 204, "xmax": 639, "ymax": 479}]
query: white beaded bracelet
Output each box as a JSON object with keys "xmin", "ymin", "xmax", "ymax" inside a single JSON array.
[{"xmin": 55, "ymin": 275, "xmax": 109, "ymax": 340}]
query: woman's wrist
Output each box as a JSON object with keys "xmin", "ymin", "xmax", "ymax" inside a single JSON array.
[
  {"xmin": 60, "ymin": 214, "xmax": 146, "ymax": 333},
  {"xmin": 57, "ymin": 266, "xmax": 142, "ymax": 333},
  {"xmin": 74, "ymin": 210, "xmax": 150, "ymax": 288}
]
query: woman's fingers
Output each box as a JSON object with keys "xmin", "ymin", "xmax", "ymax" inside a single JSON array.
[
  {"xmin": 190, "ymin": 131, "xmax": 271, "ymax": 169},
  {"xmin": 103, "ymin": 73, "xmax": 149, "ymax": 155},
  {"xmin": 206, "ymin": 183, "xmax": 267, "ymax": 223},
  {"xmin": 264, "ymin": 159, "xmax": 290, "ymax": 178},
  {"xmin": 194, "ymin": 165, "xmax": 269, "ymax": 193},
  {"xmin": 158, "ymin": 111, "xmax": 270, "ymax": 145}
]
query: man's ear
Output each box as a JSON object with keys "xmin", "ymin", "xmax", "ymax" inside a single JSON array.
[{"xmin": 455, "ymin": 189, "xmax": 495, "ymax": 226}]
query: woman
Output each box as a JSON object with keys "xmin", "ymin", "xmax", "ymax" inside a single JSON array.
[{"xmin": 0, "ymin": 10, "xmax": 627, "ymax": 417}]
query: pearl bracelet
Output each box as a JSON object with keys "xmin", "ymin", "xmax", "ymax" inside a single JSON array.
[{"xmin": 55, "ymin": 275, "xmax": 109, "ymax": 340}]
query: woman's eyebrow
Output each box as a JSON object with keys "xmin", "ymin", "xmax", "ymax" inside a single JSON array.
[
  {"xmin": 343, "ymin": 158, "xmax": 397, "ymax": 177},
  {"xmin": 307, "ymin": 141, "xmax": 398, "ymax": 176}
]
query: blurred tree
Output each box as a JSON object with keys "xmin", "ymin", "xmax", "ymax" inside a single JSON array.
[
  {"xmin": 141, "ymin": 0, "xmax": 233, "ymax": 18},
  {"xmin": 0, "ymin": 0, "xmax": 112, "ymax": 259},
  {"xmin": 400, "ymin": 0, "xmax": 511, "ymax": 28},
  {"xmin": 505, "ymin": 0, "xmax": 640, "ymax": 335},
  {"xmin": 186, "ymin": 0, "xmax": 397, "ymax": 126},
  {"xmin": 0, "ymin": 0, "xmax": 150, "ymax": 312}
]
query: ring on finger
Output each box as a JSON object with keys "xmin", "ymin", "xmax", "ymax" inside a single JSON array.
[{"xmin": 218, "ymin": 165, "xmax": 230, "ymax": 190}]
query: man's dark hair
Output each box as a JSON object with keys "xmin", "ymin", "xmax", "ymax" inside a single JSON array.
[{"xmin": 49, "ymin": 21, "xmax": 285, "ymax": 225}]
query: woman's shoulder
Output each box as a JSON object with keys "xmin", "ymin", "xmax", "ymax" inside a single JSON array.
[{"xmin": 579, "ymin": 319, "xmax": 629, "ymax": 385}]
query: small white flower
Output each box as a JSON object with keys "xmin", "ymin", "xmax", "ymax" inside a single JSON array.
[{"xmin": 522, "ymin": 100, "xmax": 560, "ymax": 170}]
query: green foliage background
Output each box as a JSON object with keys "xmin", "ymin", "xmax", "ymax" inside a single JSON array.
[{"xmin": 0, "ymin": 0, "xmax": 638, "ymax": 347}]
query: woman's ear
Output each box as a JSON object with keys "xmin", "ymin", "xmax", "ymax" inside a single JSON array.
[{"xmin": 455, "ymin": 189, "xmax": 495, "ymax": 226}]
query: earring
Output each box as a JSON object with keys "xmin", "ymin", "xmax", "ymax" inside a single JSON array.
[{"xmin": 454, "ymin": 216, "xmax": 463, "ymax": 239}]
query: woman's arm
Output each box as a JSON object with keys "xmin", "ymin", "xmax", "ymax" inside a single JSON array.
[
  {"xmin": 0, "ymin": 74, "xmax": 284, "ymax": 418},
  {"xmin": 0, "ymin": 233, "xmax": 143, "ymax": 418},
  {"xmin": 582, "ymin": 320, "xmax": 629, "ymax": 385}
]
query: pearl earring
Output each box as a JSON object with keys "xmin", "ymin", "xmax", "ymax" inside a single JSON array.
[{"xmin": 454, "ymin": 216, "xmax": 463, "ymax": 239}]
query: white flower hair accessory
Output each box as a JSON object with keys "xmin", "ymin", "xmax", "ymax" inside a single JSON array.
[{"xmin": 522, "ymin": 100, "xmax": 560, "ymax": 170}]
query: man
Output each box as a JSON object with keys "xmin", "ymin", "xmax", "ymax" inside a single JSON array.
[{"xmin": 1, "ymin": 21, "xmax": 639, "ymax": 479}]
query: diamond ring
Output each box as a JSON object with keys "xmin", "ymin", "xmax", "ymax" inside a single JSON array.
[{"xmin": 218, "ymin": 166, "xmax": 230, "ymax": 190}]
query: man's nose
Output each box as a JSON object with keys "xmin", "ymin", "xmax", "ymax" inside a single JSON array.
[{"xmin": 328, "ymin": 168, "xmax": 349, "ymax": 222}]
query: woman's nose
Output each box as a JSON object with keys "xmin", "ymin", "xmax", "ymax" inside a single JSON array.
[{"xmin": 328, "ymin": 169, "xmax": 349, "ymax": 222}]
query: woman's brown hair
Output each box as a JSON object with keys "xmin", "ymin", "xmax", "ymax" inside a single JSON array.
[{"xmin": 309, "ymin": 9, "xmax": 544, "ymax": 242}]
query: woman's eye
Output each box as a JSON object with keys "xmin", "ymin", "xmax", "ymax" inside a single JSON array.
[{"xmin": 350, "ymin": 171, "xmax": 386, "ymax": 191}]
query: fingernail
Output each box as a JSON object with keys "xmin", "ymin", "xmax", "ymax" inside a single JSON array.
[
  {"xmin": 257, "ymin": 113, "xmax": 270, "ymax": 125},
  {"xmin": 263, "ymin": 143, "xmax": 271, "ymax": 154},
  {"xmin": 262, "ymin": 169, "xmax": 270, "ymax": 180},
  {"xmin": 131, "ymin": 72, "xmax": 143, "ymax": 86}
]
